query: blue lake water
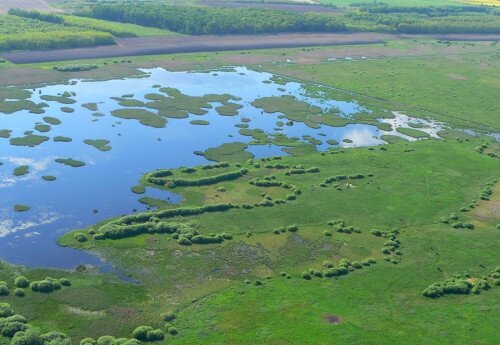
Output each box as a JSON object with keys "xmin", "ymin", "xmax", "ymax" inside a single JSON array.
[{"xmin": 0, "ymin": 66, "xmax": 443, "ymax": 272}]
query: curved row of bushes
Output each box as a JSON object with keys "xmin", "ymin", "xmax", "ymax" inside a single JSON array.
[
  {"xmin": 302, "ymin": 258, "xmax": 377, "ymax": 280},
  {"xmin": 423, "ymin": 268, "xmax": 499, "ymax": 298},
  {"xmin": 146, "ymin": 169, "xmax": 248, "ymax": 188}
]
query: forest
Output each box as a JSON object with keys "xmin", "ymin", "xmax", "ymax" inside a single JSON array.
[{"xmin": 78, "ymin": 2, "xmax": 500, "ymax": 35}]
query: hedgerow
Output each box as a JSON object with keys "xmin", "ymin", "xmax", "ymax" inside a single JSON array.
[{"xmin": 147, "ymin": 169, "xmax": 247, "ymax": 188}]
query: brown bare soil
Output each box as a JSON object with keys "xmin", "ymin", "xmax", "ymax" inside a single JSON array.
[
  {"xmin": 0, "ymin": 0, "xmax": 56, "ymax": 13},
  {"xmin": 1, "ymin": 32, "xmax": 393, "ymax": 64},
  {"xmin": 324, "ymin": 314, "xmax": 342, "ymax": 324},
  {"xmin": 3, "ymin": 32, "xmax": 499, "ymax": 65},
  {"xmin": 199, "ymin": 0, "xmax": 338, "ymax": 13}
]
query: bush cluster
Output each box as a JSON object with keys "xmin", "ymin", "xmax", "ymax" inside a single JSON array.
[
  {"xmin": 148, "ymin": 169, "xmax": 247, "ymax": 188},
  {"xmin": 327, "ymin": 219, "xmax": 360, "ymax": 234},
  {"xmin": 53, "ymin": 64, "xmax": 98, "ymax": 72},
  {"xmin": 324, "ymin": 173, "xmax": 367, "ymax": 184},
  {"xmin": 30, "ymin": 277, "xmax": 70, "ymax": 293},
  {"xmin": 95, "ymin": 203, "xmax": 238, "ymax": 239},
  {"xmin": 0, "ymin": 282, "xmax": 9, "ymax": 296}
]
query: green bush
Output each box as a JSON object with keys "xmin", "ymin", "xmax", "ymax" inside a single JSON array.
[
  {"xmin": 0, "ymin": 284, "xmax": 9, "ymax": 296},
  {"xmin": 167, "ymin": 327, "xmax": 178, "ymax": 335},
  {"xmin": 162, "ymin": 312, "xmax": 175, "ymax": 322},
  {"xmin": 96, "ymin": 336, "xmax": 115, "ymax": 345},
  {"xmin": 59, "ymin": 278, "xmax": 71, "ymax": 286},
  {"xmin": 0, "ymin": 303, "xmax": 14, "ymax": 317},
  {"xmin": 80, "ymin": 338, "xmax": 96, "ymax": 345},
  {"xmin": 146, "ymin": 329, "xmax": 164, "ymax": 341},
  {"xmin": 14, "ymin": 276, "xmax": 29, "ymax": 288},
  {"xmin": 301, "ymin": 272, "xmax": 311, "ymax": 280},
  {"xmin": 1, "ymin": 321, "xmax": 28, "ymax": 337},
  {"xmin": 74, "ymin": 233, "xmax": 88, "ymax": 242},
  {"xmin": 132, "ymin": 327, "xmax": 153, "ymax": 341},
  {"xmin": 14, "ymin": 289, "xmax": 25, "ymax": 297}
]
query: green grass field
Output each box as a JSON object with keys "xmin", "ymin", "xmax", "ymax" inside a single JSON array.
[{"xmin": 266, "ymin": 48, "xmax": 500, "ymax": 132}]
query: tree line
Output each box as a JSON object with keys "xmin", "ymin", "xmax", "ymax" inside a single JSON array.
[{"xmin": 78, "ymin": 3, "xmax": 500, "ymax": 35}]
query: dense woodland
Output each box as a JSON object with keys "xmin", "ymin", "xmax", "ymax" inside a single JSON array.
[{"xmin": 78, "ymin": 2, "xmax": 500, "ymax": 35}]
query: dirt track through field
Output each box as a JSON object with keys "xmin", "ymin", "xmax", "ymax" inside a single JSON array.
[
  {"xmin": 199, "ymin": 0, "xmax": 337, "ymax": 13},
  {"xmin": 0, "ymin": 0, "xmax": 55, "ymax": 13},
  {"xmin": 2, "ymin": 32, "xmax": 500, "ymax": 64}
]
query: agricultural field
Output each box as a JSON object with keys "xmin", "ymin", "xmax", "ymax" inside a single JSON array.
[{"xmin": 0, "ymin": 1, "xmax": 499, "ymax": 345}]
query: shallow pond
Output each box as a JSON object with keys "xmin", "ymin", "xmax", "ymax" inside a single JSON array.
[{"xmin": 0, "ymin": 66, "xmax": 443, "ymax": 271}]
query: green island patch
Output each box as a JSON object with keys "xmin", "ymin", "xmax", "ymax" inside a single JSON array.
[
  {"xmin": 190, "ymin": 120, "xmax": 209, "ymax": 126},
  {"xmin": 42, "ymin": 175, "xmax": 57, "ymax": 182},
  {"xmin": 53, "ymin": 136, "xmax": 72, "ymax": 143},
  {"xmin": 13, "ymin": 204, "xmax": 31, "ymax": 212},
  {"xmin": 0, "ymin": 129, "xmax": 12, "ymax": 138},
  {"xmin": 13, "ymin": 165, "xmax": 29, "ymax": 176},
  {"xmin": 43, "ymin": 116, "xmax": 61, "ymax": 125},
  {"xmin": 84, "ymin": 139, "xmax": 112, "ymax": 151},
  {"xmin": 34, "ymin": 124, "xmax": 51, "ymax": 133},
  {"xmin": 55, "ymin": 158, "xmax": 86, "ymax": 168},
  {"xmin": 396, "ymin": 127, "xmax": 431, "ymax": 139},
  {"xmin": 10, "ymin": 135, "xmax": 49, "ymax": 147},
  {"xmin": 199, "ymin": 142, "xmax": 254, "ymax": 163},
  {"xmin": 111, "ymin": 109, "xmax": 166, "ymax": 128}
]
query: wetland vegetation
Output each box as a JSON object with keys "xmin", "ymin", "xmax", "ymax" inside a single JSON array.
[{"xmin": 0, "ymin": 2, "xmax": 499, "ymax": 344}]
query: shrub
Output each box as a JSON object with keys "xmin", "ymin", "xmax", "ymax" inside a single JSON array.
[
  {"xmin": 323, "ymin": 261, "xmax": 334, "ymax": 268},
  {"xmin": 451, "ymin": 222, "xmax": 463, "ymax": 229},
  {"xmin": 29, "ymin": 279, "xmax": 62, "ymax": 293},
  {"xmin": 352, "ymin": 262, "xmax": 363, "ymax": 269},
  {"xmin": 162, "ymin": 312, "xmax": 176, "ymax": 322},
  {"xmin": 167, "ymin": 327, "xmax": 178, "ymax": 335},
  {"xmin": 80, "ymin": 338, "xmax": 96, "ymax": 345},
  {"xmin": 59, "ymin": 278, "xmax": 71, "ymax": 286},
  {"xmin": 449, "ymin": 213, "xmax": 458, "ymax": 220},
  {"xmin": 0, "ymin": 303, "xmax": 14, "ymax": 317},
  {"xmin": 0, "ymin": 284, "xmax": 9, "ymax": 296},
  {"xmin": 132, "ymin": 326, "xmax": 153, "ymax": 341},
  {"xmin": 381, "ymin": 247, "xmax": 391, "ymax": 255},
  {"xmin": 323, "ymin": 230, "xmax": 332, "ymax": 236},
  {"xmin": 1, "ymin": 321, "xmax": 28, "ymax": 337},
  {"xmin": 302, "ymin": 272, "xmax": 311, "ymax": 280},
  {"xmin": 287, "ymin": 225, "xmax": 298, "ymax": 232},
  {"xmin": 254, "ymin": 280, "xmax": 263, "ymax": 286},
  {"xmin": 463, "ymin": 222, "xmax": 475, "ymax": 230},
  {"xmin": 14, "ymin": 289, "xmax": 25, "ymax": 297},
  {"xmin": 146, "ymin": 329, "xmax": 164, "ymax": 341},
  {"xmin": 96, "ymin": 336, "xmax": 115, "ymax": 345},
  {"xmin": 14, "ymin": 276, "xmax": 29, "ymax": 288},
  {"xmin": 177, "ymin": 237, "xmax": 192, "ymax": 246},
  {"xmin": 370, "ymin": 229, "xmax": 382, "ymax": 236},
  {"xmin": 74, "ymin": 233, "xmax": 87, "ymax": 242}
]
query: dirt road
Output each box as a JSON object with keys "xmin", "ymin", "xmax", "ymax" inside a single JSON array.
[
  {"xmin": 2, "ymin": 32, "xmax": 500, "ymax": 64},
  {"xmin": 0, "ymin": 0, "xmax": 56, "ymax": 13}
]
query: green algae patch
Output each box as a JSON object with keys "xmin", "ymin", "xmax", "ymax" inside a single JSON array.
[
  {"xmin": 35, "ymin": 124, "xmax": 51, "ymax": 133},
  {"xmin": 13, "ymin": 165, "xmax": 29, "ymax": 176},
  {"xmin": 14, "ymin": 204, "xmax": 30, "ymax": 212},
  {"xmin": 55, "ymin": 158, "xmax": 86, "ymax": 168},
  {"xmin": 43, "ymin": 116, "xmax": 62, "ymax": 125},
  {"xmin": 0, "ymin": 99, "xmax": 45, "ymax": 114},
  {"xmin": 0, "ymin": 129, "xmax": 11, "ymax": 138},
  {"xmin": 82, "ymin": 103, "xmax": 98, "ymax": 111},
  {"xmin": 111, "ymin": 109, "xmax": 166, "ymax": 128},
  {"xmin": 131, "ymin": 185, "xmax": 146, "ymax": 194},
  {"xmin": 216, "ymin": 102, "xmax": 242, "ymax": 116},
  {"xmin": 61, "ymin": 107, "xmax": 75, "ymax": 113},
  {"xmin": 54, "ymin": 136, "xmax": 72, "ymax": 143},
  {"xmin": 396, "ymin": 127, "xmax": 431, "ymax": 139},
  {"xmin": 84, "ymin": 139, "xmax": 112, "ymax": 151},
  {"xmin": 201, "ymin": 142, "xmax": 253, "ymax": 163},
  {"xmin": 381, "ymin": 135, "xmax": 409, "ymax": 144},
  {"xmin": 190, "ymin": 120, "xmax": 210, "ymax": 126},
  {"xmin": 41, "ymin": 95, "xmax": 76, "ymax": 105},
  {"xmin": 10, "ymin": 135, "xmax": 49, "ymax": 147},
  {"xmin": 118, "ymin": 99, "xmax": 146, "ymax": 107},
  {"xmin": 327, "ymin": 139, "xmax": 339, "ymax": 146},
  {"xmin": 42, "ymin": 175, "xmax": 57, "ymax": 182}
]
